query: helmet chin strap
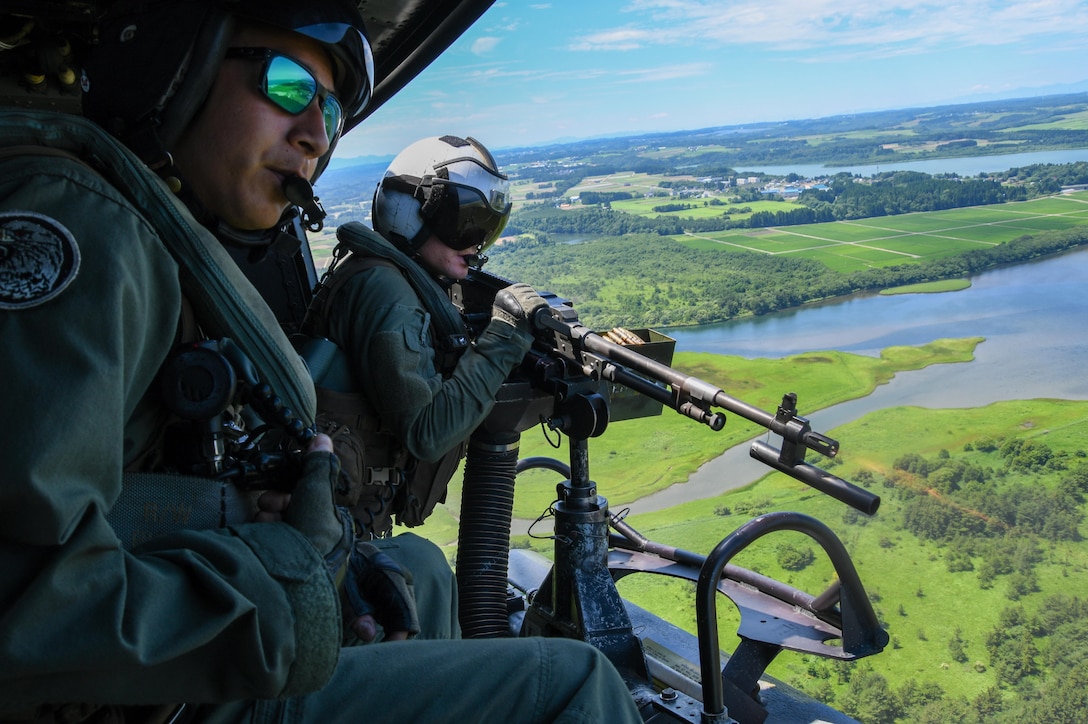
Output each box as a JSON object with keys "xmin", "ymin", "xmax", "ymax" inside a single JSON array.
[{"xmin": 282, "ymin": 175, "xmax": 327, "ymax": 232}]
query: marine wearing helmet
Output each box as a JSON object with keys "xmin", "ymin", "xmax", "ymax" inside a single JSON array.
[
  {"xmin": 0, "ymin": 2, "xmax": 644, "ymax": 721},
  {"xmin": 81, "ymin": 0, "xmax": 376, "ymax": 332},
  {"xmin": 301, "ymin": 135, "xmax": 547, "ymax": 538},
  {"xmin": 83, "ymin": 0, "xmax": 373, "ymax": 176}
]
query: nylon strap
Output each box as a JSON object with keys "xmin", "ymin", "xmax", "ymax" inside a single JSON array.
[
  {"xmin": 0, "ymin": 110, "xmax": 316, "ymax": 425},
  {"xmin": 107, "ymin": 472, "xmax": 255, "ymax": 550},
  {"xmin": 321, "ymin": 221, "xmax": 470, "ymax": 368}
]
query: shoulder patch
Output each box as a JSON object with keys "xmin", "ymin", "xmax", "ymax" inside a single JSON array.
[{"xmin": 0, "ymin": 211, "xmax": 81, "ymax": 310}]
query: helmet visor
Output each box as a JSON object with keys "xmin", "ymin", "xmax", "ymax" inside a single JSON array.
[
  {"xmin": 430, "ymin": 181, "xmax": 511, "ymax": 251},
  {"xmin": 434, "ymin": 156, "xmax": 510, "ymax": 212},
  {"xmin": 424, "ymin": 156, "xmax": 511, "ymax": 249}
]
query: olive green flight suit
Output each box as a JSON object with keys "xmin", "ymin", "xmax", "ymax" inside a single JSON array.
[
  {"xmin": 0, "ymin": 111, "xmax": 642, "ymax": 724},
  {"xmin": 323, "ymin": 226, "xmax": 533, "ymax": 464}
]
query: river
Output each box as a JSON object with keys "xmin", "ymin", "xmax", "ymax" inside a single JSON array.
[
  {"xmin": 739, "ymin": 148, "xmax": 1088, "ymax": 179},
  {"xmin": 627, "ymin": 246, "xmax": 1088, "ymax": 513}
]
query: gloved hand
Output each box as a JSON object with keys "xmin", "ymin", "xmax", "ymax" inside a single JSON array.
[
  {"xmin": 342, "ymin": 542, "xmax": 421, "ymax": 643},
  {"xmin": 283, "ymin": 435, "xmax": 419, "ymax": 643},
  {"xmin": 492, "ymin": 282, "xmax": 547, "ymax": 332},
  {"xmin": 282, "ymin": 435, "xmax": 353, "ymax": 584}
]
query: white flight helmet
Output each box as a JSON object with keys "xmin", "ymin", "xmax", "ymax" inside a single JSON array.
[{"xmin": 372, "ymin": 135, "xmax": 511, "ymax": 256}]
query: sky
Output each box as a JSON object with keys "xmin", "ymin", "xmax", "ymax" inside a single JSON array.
[{"xmin": 332, "ymin": 0, "xmax": 1088, "ymax": 162}]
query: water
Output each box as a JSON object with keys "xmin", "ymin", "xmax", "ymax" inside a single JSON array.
[
  {"xmin": 627, "ymin": 246, "xmax": 1088, "ymax": 512},
  {"xmin": 739, "ymin": 148, "xmax": 1088, "ymax": 179},
  {"xmin": 667, "ymin": 246, "xmax": 1088, "ymax": 407}
]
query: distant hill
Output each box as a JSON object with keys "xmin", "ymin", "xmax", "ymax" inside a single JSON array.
[
  {"xmin": 324, "ymin": 91, "xmax": 1088, "ymax": 188},
  {"xmin": 313, "ymin": 159, "xmax": 388, "ymax": 223},
  {"xmin": 491, "ymin": 92, "xmax": 1088, "ymax": 168}
]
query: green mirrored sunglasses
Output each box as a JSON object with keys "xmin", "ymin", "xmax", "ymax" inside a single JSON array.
[{"xmin": 225, "ymin": 47, "xmax": 344, "ymax": 143}]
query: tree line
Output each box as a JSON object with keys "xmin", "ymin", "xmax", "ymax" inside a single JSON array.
[
  {"xmin": 794, "ymin": 171, "xmax": 1028, "ymax": 221},
  {"xmin": 807, "ymin": 440, "xmax": 1088, "ymax": 723},
  {"xmin": 485, "ymin": 226, "xmax": 1088, "ymax": 330},
  {"xmin": 508, "ymin": 170, "xmax": 1043, "ymax": 237}
]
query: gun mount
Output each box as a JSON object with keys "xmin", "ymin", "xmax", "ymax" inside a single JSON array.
[
  {"xmin": 455, "ymin": 268, "xmax": 879, "ymax": 513},
  {"xmin": 453, "ymin": 269, "xmax": 888, "ymax": 724}
]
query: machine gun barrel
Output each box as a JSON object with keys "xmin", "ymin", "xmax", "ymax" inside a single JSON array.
[
  {"xmin": 532, "ymin": 306, "xmax": 881, "ymax": 514},
  {"xmin": 460, "ymin": 269, "xmax": 877, "ymax": 512},
  {"xmin": 750, "ymin": 441, "xmax": 880, "ymax": 514},
  {"xmin": 536, "ymin": 308, "xmax": 835, "ymax": 455}
]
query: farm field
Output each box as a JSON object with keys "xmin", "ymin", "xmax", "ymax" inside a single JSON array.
[
  {"xmin": 672, "ymin": 191, "xmax": 1088, "ymax": 274},
  {"xmin": 610, "ymin": 194, "xmax": 781, "ymax": 220}
]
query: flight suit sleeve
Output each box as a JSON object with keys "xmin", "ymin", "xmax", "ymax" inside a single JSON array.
[
  {"xmin": 329, "ymin": 264, "xmax": 532, "ymax": 461},
  {"xmin": 0, "ymin": 157, "xmax": 340, "ymax": 710}
]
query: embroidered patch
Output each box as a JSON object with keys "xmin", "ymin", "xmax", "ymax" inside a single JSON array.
[{"xmin": 0, "ymin": 211, "xmax": 81, "ymax": 310}]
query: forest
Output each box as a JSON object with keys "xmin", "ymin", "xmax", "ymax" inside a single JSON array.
[
  {"xmin": 790, "ymin": 172, "xmax": 1027, "ymax": 223},
  {"xmin": 810, "ymin": 440, "xmax": 1088, "ymax": 723},
  {"xmin": 484, "ymin": 226, "xmax": 1088, "ymax": 329},
  {"xmin": 505, "ymin": 165, "xmax": 1088, "ymax": 238}
]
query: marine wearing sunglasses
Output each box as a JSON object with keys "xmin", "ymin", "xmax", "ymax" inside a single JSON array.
[{"xmin": 225, "ymin": 46, "xmax": 344, "ymax": 143}]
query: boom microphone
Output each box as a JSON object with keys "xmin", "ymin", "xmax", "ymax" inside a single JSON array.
[
  {"xmin": 465, "ymin": 253, "xmax": 488, "ymax": 269},
  {"xmin": 283, "ymin": 175, "xmax": 327, "ymax": 232}
]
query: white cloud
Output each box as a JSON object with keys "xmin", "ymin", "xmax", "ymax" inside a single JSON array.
[
  {"xmin": 569, "ymin": 27, "xmax": 655, "ymax": 51},
  {"xmin": 471, "ymin": 36, "xmax": 502, "ymax": 55},
  {"xmin": 581, "ymin": 0, "xmax": 1088, "ymax": 53},
  {"xmin": 613, "ymin": 62, "xmax": 712, "ymax": 83}
]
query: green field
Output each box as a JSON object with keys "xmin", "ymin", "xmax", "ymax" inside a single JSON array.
[
  {"xmin": 401, "ymin": 346, "xmax": 1088, "ymax": 717},
  {"xmin": 1013, "ymin": 107, "xmax": 1088, "ymax": 131},
  {"xmin": 612, "ymin": 195, "xmax": 795, "ymax": 222},
  {"xmin": 880, "ymin": 279, "xmax": 972, "ymax": 295},
  {"xmin": 671, "ymin": 191, "xmax": 1088, "ymax": 273},
  {"xmin": 609, "ymin": 399, "xmax": 1088, "ymax": 707}
]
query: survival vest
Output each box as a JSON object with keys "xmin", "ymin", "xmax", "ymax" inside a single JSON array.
[
  {"xmin": 0, "ymin": 110, "xmax": 316, "ymax": 421},
  {"xmin": 299, "ymin": 221, "xmax": 470, "ymax": 537},
  {"xmin": 0, "ymin": 110, "xmax": 318, "ymax": 547}
]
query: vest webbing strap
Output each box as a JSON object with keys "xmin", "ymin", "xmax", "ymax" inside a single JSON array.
[
  {"xmin": 0, "ymin": 110, "xmax": 316, "ymax": 424},
  {"xmin": 107, "ymin": 472, "xmax": 255, "ymax": 550},
  {"xmin": 319, "ymin": 222, "xmax": 470, "ymax": 367}
]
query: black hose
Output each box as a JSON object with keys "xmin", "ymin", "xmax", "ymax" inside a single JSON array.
[{"xmin": 456, "ymin": 429, "xmax": 520, "ymax": 638}]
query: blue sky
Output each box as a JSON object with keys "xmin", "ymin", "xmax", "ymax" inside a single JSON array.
[{"xmin": 333, "ymin": 0, "xmax": 1088, "ymax": 161}]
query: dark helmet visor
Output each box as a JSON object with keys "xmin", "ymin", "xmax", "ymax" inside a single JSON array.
[{"xmin": 430, "ymin": 182, "xmax": 512, "ymax": 251}]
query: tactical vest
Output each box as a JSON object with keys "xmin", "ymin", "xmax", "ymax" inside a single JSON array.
[
  {"xmin": 0, "ymin": 110, "xmax": 318, "ymax": 548},
  {"xmin": 299, "ymin": 222, "xmax": 470, "ymax": 537}
]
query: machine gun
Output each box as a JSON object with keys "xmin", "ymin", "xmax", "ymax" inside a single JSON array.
[{"xmin": 452, "ymin": 268, "xmax": 887, "ymax": 724}]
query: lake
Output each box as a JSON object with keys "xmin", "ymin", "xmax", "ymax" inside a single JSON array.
[
  {"xmin": 668, "ymin": 246, "xmax": 1088, "ymax": 405},
  {"xmin": 741, "ymin": 148, "xmax": 1088, "ymax": 179},
  {"xmin": 628, "ymin": 246, "xmax": 1088, "ymax": 512}
]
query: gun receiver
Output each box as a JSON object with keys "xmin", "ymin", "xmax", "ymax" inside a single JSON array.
[{"xmin": 459, "ymin": 268, "xmax": 879, "ymax": 514}]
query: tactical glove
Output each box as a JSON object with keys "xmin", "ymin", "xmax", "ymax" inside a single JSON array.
[
  {"xmin": 282, "ymin": 448, "xmax": 353, "ymax": 584},
  {"xmin": 343, "ymin": 542, "xmax": 421, "ymax": 641},
  {"xmin": 492, "ymin": 282, "xmax": 547, "ymax": 331}
]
